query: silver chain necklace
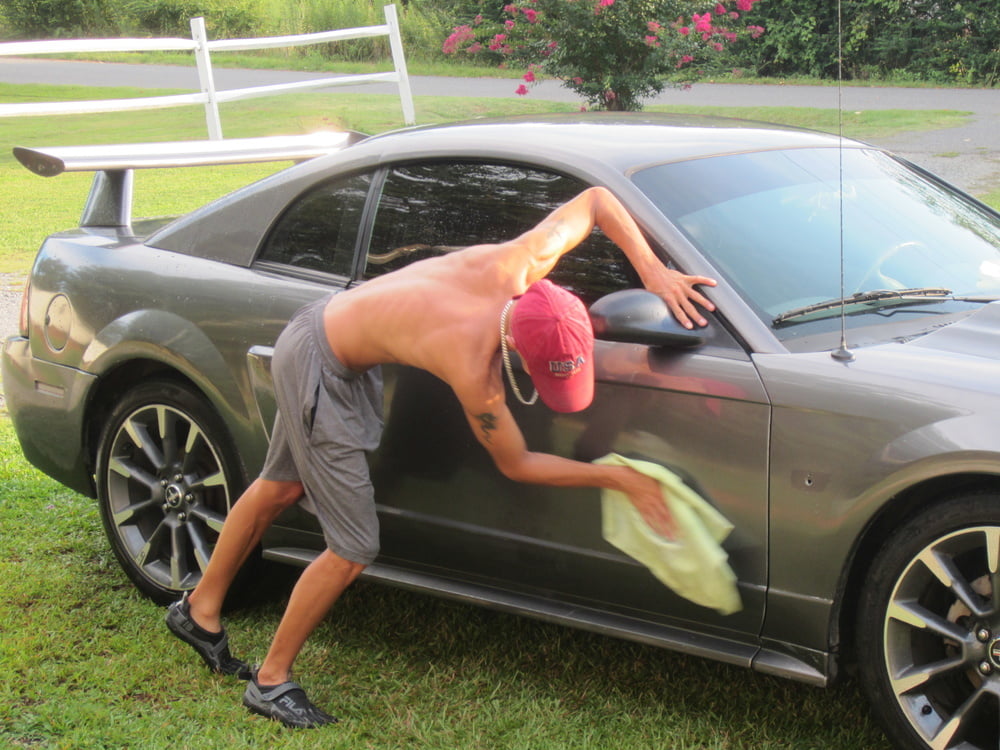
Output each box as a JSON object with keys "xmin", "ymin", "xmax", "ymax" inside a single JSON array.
[{"xmin": 500, "ymin": 299, "xmax": 538, "ymax": 406}]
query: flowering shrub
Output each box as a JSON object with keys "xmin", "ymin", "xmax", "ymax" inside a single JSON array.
[{"xmin": 443, "ymin": 0, "xmax": 764, "ymax": 110}]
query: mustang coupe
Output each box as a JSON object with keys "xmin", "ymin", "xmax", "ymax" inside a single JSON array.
[{"xmin": 6, "ymin": 113, "xmax": 1000, "ymax": 750}]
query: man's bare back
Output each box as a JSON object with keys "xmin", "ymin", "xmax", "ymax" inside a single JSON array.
[{"xmin": 322, "ymin": 241, "xmax": 515, "ymax": 394}]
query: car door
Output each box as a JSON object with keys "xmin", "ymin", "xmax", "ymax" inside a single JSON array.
[{"xmin": 362, "ymin": 161, "xmax": 770, "ymax": 640}]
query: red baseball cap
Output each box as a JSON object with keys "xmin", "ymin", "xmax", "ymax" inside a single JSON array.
[{"xmin": 510, "ymin": 280, "xmax": 595, "ymax": 413}]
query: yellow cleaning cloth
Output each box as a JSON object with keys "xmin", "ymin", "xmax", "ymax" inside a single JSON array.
[{"xmin": 595, "ymin": 453, "xmax": 742, "ymax": 615}]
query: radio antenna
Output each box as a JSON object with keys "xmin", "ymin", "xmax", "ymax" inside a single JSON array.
[{"xmin": 831, "ymin": 0, "xmax": 855, "ymax": 362}]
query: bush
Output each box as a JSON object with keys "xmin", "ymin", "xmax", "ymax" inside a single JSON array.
[
  {"xmin": 733, "ymin": 0, "xmax": 1000, "ymax": 85},
  {"xmin": 2, "ymin": 0, "xmax": 118, "ymax": 37},
  {"xmin": 125, "ymin": 0, "xmax": 262, "ymax": 38},
  {"xmin": 443, "ymin": 0, "xmax": 765, "ymax": 110},
  {"xmin": 871, "ymin": 0, "xmax": 1000, "ymax": 86}
]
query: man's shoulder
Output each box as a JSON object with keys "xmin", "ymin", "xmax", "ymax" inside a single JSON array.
[{"xmin": 438, "ymin": 353, "xmax": 504, "ymax": 412}]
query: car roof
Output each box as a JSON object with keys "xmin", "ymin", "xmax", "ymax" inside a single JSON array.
[
  {"xmin": 358, "ymin": 111, "xmax": 850, "ymax": 172},
  {"xmin": 149, "ymin": 112, "xmax": 859, "ymax": 266}
]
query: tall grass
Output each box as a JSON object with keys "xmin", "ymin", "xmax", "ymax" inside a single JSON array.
[{"xmin": 254, "ymin": 0, "xmax": 453, "ymax": 64}]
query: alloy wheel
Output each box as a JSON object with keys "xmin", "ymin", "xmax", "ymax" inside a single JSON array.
[
  {"xmin": 103, "ymin": 401, "xmax": 232, "ymax": 594},
  {"xmin": 882, "ymin": 525, "xmax": 1000, "ymax": 749}
]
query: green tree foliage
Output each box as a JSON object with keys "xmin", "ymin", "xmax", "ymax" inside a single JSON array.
[
  {"xmin": 125, "ymin": 0, "xmax": 260, "ymax": 37},
  {"xmin": 1, "ymin": 0, "xmax": 118, "ymax": 37},
  {"xmin": 740, "ymin": 0, "xmax": 1000, "ymax": 85}
]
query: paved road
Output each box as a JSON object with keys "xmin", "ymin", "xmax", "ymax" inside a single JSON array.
[{"xmin": 2, "ymin": 56, "xmax": 999, "ymax": 193}]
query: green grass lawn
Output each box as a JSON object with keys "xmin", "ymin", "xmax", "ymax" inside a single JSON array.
[
  {"xmin": 0, "ymin": 79, "xmax": 986, "ymax": 748},
  {"xmin": 0, "ymin": 417, "xmax": 890, "ymax": 749}
]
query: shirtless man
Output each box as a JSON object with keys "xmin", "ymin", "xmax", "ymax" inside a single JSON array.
[{"xmin": 166, "ymin": 186, "xmax": 716, "ymax": 727}]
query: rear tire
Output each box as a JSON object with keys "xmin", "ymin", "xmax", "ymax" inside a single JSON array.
[
  {"xmin": 857, "ymin": 492, "xmax": 1000, "ymax": 750},
  {"xmin": 96, "ymin": 380, "xmax": 246, "ymax": 605}
]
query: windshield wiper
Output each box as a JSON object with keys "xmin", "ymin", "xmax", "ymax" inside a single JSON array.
[{"xmin": 773, "ymin": 287, "xmax": 954, "ymax": 326}]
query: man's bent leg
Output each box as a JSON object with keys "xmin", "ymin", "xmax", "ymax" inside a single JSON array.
[
  {"xmin": 256, "ymin": 548, "xmax": 365, "ymax": 686},
  {"xmin": 241, "ymin": 549, "xmax": 364, "ymax": 727},
  {"xmin": 166, "ymin": 478, "xmax": 303, "ymax": 676},
  {"xmin": 187, "ymin": 478, "xmax": 303, "ymax": 632}
]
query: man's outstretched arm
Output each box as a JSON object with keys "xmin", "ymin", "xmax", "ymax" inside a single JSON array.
[
  {"xmin": 508, "ymin": 186, "xmax": 717, "ymax": 328},
  {"xmin": 461, "ymin": 386, "xmax": 676, "ymax": 538}
]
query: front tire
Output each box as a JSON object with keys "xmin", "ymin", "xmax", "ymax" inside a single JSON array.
[
  {"xmin": 96, "ymin": 380, "xmax": 245, "ymax": 604},
  {"xmin": 857, "ymin": 492, "xmax": 1000, "ymax": 750}
]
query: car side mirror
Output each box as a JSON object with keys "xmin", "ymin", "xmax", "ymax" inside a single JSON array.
[{"xmin": 589, "ymin": 289, "xmax": 707, "ymax": 347}]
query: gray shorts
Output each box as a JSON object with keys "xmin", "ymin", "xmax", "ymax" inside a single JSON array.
[{"xmin": 260, "ymin": 296, "xmax": 384, "ymax": 564}]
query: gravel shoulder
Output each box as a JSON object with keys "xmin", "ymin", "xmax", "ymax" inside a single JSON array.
[{"xmin": 0, "ymin": 274, "xmax": 23, "ymax": 342}]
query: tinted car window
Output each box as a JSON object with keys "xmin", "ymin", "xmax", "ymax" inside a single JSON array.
[
  {"xmin": 258, "ymin": 173, "xmax": 371, "ymax": 277},
  {"xmin": 364, "ymin": 162, "xmax": 640, "ymax": 306}
]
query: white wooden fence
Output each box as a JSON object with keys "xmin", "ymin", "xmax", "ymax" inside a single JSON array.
[{"xmin": 0, "ymin": 3, "xmax": 415, "ymax": 138}]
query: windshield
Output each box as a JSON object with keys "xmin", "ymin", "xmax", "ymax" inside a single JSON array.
[{"xmin": 633, "ymin": 147, "xmax": 1000, "ymax": 342}]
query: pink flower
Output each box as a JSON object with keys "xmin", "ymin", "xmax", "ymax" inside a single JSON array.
[
  {"xmin": 600, "ymin": 0, "xmax": 615, "ymax": 5},
  {"xmin": 467, "ymin": 42, "xmax": 482, "ymax": 53},
  {"xmin": 678, "ymin": 26, "xmax": 690, "ymax": 35},
  {"xmin": 488, "ymin": 33, "xmax": 507, "ymax": 51},
  {"xmin": 647, "ymin": 20, "xmax": 661, "ymax": 32},
  {"xmin": 474, "ymin": 14, "xmax": 483, "ymax": 24},
  {"xmin": 736, "ymin": 0, "xmax": 753, "ymax": 10},
  {"xmin": 747, "ymin": 24, "xmax": 764, "ymax": 38},
  {"xmin": 712, "ymin": 42, "xmax": 724, "ymax": 51},
  {"xmin": 572, "ymin": 76, "xmax": 584, "ymax": 85},
  {"xmin": 505, "ymin": 19, "xmax": 516, "ymax": 30},
  {"xmin": 516, "ymin": 84, "xmax": 529, "ymax": 96},
  {"xmin": 693, "ymin": 12, "xmax": 713, "ymax": 33},
  {"xmin": 524, "ymin": 8, "xmax": 538, "ymax": 22},
  {"xmin": 730, "ymin": 11, "xmax": 740, "ymax": 20},
  {"xmin": 714, "ymin": 4, "xmax": 726, "ymax": 14},
  {"xmin": 504, "ymin": 4, "xmax": 518, "ymax": 13},
  {"xmin": 676, "ymin": 54, "xmax": 694, "ymax": 68},
  {"xmin": 644, "ymin": 35, "xmax": 660, "ymax": 47},
  {"xmin": 523, "ymin": 70, "xmax": 536, "ymax": 82},
  {"xmin": 442, "ymin": 25, "xmax": 475, "ymax": 55}
]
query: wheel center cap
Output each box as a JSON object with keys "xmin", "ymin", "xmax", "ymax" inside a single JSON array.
[
  {"xmin": 989, "ymin": 638, "xmax": 1000, "ymax": 669},
  {"xmin": 164, "ymin": 484, "xmax": 184, "ymax": 507}
]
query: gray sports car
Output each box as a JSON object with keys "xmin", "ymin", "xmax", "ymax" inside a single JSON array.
[{"xmin": 5, "ymin": 113, "xmax": 1000, "ymax": 750}]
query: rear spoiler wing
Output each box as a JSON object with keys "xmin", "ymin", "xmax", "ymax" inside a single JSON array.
[{"xmin": 13, "ymin": 131, "xmax": 365, "ymax": 229}]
